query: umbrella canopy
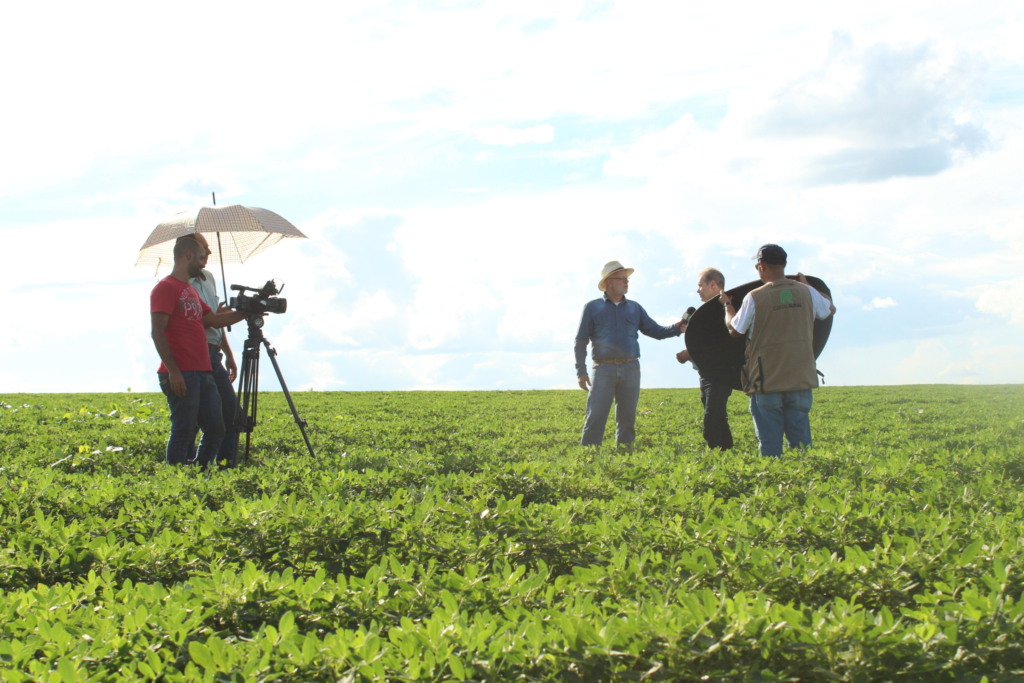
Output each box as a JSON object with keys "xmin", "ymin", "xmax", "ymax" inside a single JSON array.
[{"xmin": 136, "ymin": 204, "xmax": 307, "ymax": 269}]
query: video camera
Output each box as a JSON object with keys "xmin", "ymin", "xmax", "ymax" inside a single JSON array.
[{"xmin": 230, "ymin": 279, "xmax": 287, "ymax": 316}]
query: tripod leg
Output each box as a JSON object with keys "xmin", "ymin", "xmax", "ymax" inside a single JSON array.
[
  {"xmin": 235, "ymin": 336, "xmax": 261, "ymax": 464},
  {"xmin": 261, "ymin": 338, "xmax": 316, "ymax": 459}
]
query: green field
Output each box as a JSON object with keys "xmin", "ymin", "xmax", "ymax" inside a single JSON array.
[{"xmin": 1, "ymin": 386, "xmax": 1022, "ymax": 681}]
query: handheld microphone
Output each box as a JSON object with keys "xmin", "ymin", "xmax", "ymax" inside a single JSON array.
[{"xmin": 683, "ymin": 306, "xmax": 696, "ymax": 323}]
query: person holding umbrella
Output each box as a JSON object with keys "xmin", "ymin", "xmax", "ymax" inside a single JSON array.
[
  {"xmin": 150, "ymin": 235, "xmax": 247, "ymax": 466},
  {"xmin": 190, "ymin": 232, "xmax": 241, "ymax": 468}
]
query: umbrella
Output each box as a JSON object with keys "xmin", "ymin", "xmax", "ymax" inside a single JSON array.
[
  {"xmin": 136, "ymin": 204, "xmax": 307, "ymax": 268},
  {"xmin": 136, "ymin": 203, "xmax": 308, "ymax": 301}
]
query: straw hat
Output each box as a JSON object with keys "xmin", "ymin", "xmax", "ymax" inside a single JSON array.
[{"xmin": 598, "ymin": 260, "xmax": 634, "ymax": 291}]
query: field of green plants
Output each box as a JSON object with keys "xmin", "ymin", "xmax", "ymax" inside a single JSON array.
[{"xmin": 1, "ymin": 385, "xmax": 1022, "ymax": 681}]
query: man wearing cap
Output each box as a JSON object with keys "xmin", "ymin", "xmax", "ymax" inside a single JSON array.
[
  {"xmin": 676, "ymin": 267, "xmax": 734, "ymax": 450},
  {"xmin": 150, "ymin": 235, "xmax": 247, "ymax": 466},
  {"xmin": 190, "ymin": 233, "xmax": 241, "ymax": 468},
  {"xmin": 722, "ymin": 244, "xmax": 835, "ymax": 457},
  {"xmin": 575, "ymin": 261, "xmax": 685, "ymax": 447}
]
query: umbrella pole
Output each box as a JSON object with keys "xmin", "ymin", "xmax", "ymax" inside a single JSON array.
[
  {"xmin": 211, "ymin": 192, "xmax": 229, "ymax": 304},
  {"xmin": 217, "ymin": 232, "xmax": 229, "ymax": 305}
]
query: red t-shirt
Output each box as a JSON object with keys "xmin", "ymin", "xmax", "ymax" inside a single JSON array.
[{"xmin": 150, "ymin": 276, "xmax": 212, "ymax": 372}]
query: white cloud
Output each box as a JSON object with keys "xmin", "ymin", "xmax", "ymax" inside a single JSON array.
[
  {"xmin": 476, "ymin": 125, "xmax": 555, "ymax": 146},
  {"xmin": 864, "ymin": 297, "xmax": 898, "ymax": 310},
  {"xmin": 603, "ymin": 115, "xmax": 709, "ymax": 179},
  {"xmin": 894, "ymin": 336, "xmax": 1020, "ymax": 385},
  {"xmin": 398, "ymin": 353, "xmax": 458, "ymax": 390},
  {"xmin": 3, "ymin": 1, "xmax": 1024, "ymax": 393},
  {"xmin": 975, "ymin": 277, "xmax": 1024, "ymax": 325}
]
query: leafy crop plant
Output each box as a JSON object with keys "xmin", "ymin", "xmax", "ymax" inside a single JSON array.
[{"xmin": 0, "ymin": 385, "xmax": 1022, "ymax": 680}]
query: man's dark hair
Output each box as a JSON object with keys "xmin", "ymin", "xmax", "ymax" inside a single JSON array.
[{"xmin": 173, "ymin": 235, "xmax": 201, "ymax": 261}]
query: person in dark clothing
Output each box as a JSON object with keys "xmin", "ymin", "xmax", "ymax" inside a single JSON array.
[{"xmin": 677, "ymin": 268, "xmax": 734, "ymax": 450}]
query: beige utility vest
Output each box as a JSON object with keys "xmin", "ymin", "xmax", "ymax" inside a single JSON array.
[{"xmin": 741, "ymin": 279, "xmax": 819, "ymax": 394}]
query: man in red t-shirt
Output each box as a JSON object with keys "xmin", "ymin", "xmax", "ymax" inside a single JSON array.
[{"xmin": 150, "ymin": 236, "xmax": 247, "ymax": 465}]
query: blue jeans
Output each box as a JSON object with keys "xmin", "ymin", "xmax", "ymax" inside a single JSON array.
[
  {"xmin": 749, "ymin": 390, "xmax": 813, "ymax": 457},
  {"xmin": 581, "ymin": 360, "xmax": 641, "ymax": 446},
  {"xmin": 209, "ymin": 348, "xmax": 239, "ymax": 467},
  {"xmin": 158, "ymin": 371, "xmax": 224, "ymax": 466}
]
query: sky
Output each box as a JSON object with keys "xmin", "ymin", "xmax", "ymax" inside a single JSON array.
[{"xmin": 3, "ymin": 0, "xmax": 1023, "ymax": 393}]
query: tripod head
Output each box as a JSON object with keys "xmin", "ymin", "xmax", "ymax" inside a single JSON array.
[{"xmin": 246, "ymin": 314, "xmax": 267, "ymax": 331}]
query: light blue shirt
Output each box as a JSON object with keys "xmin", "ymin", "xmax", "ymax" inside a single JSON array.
[
  {"xmin": 190, "ymin": 269, "xmax": 222, "ymax": 347},
  {"xmin": 574, "ymin": 295, "xmax": 681, "ymax": 377}
]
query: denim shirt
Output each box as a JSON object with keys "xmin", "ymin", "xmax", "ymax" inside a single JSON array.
[{"xmin": 574, "ymin": 295, "xmax": 681, "ymax": 377}]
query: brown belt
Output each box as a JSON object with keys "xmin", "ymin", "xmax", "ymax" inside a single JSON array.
[{"xmin": 596, "ymin": 358, "xmax": 637, "ymax": 364}]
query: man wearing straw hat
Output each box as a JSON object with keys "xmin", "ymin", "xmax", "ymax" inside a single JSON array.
[{"xmin": 575, "ymin": 261, "xmax": 685, "ymax": 447}]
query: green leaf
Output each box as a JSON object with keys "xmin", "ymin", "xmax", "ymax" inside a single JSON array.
[
  {"xmin": 188, "ymin": 641, "xmax": 215, "ymax": 670},
  {"xmin": 279, "ymin": 610, "xmax": 296, "ymax": 638},
  {"xmin": 448, "ymin": 653, "xmax": 466, "ymax": 680},
  {"xmin": 57, "ymin": 659, "xmax": 78, "ymax": 683}
]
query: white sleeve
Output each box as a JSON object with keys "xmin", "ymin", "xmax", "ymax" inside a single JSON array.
[
  {"xmin": 803, "ymin": 283, "xmax": 833, "ymax": 319},
  {"xmin": 731, "ymin": 294, "xmax": 755, "ymax": 334}
]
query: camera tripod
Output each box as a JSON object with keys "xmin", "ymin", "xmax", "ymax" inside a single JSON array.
[{"xmin": 235, "ymin": 314, "xmax": 316, "ymax": 462}]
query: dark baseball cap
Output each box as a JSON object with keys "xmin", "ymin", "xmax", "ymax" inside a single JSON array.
[{"xmin": 755, "ymin": 244, "xmax": 787, "ymax": 265}]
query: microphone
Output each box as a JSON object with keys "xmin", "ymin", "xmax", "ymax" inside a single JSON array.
[{"xmin": 682, "ymin": 306, "xmax": 696, "ymax": 323}]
